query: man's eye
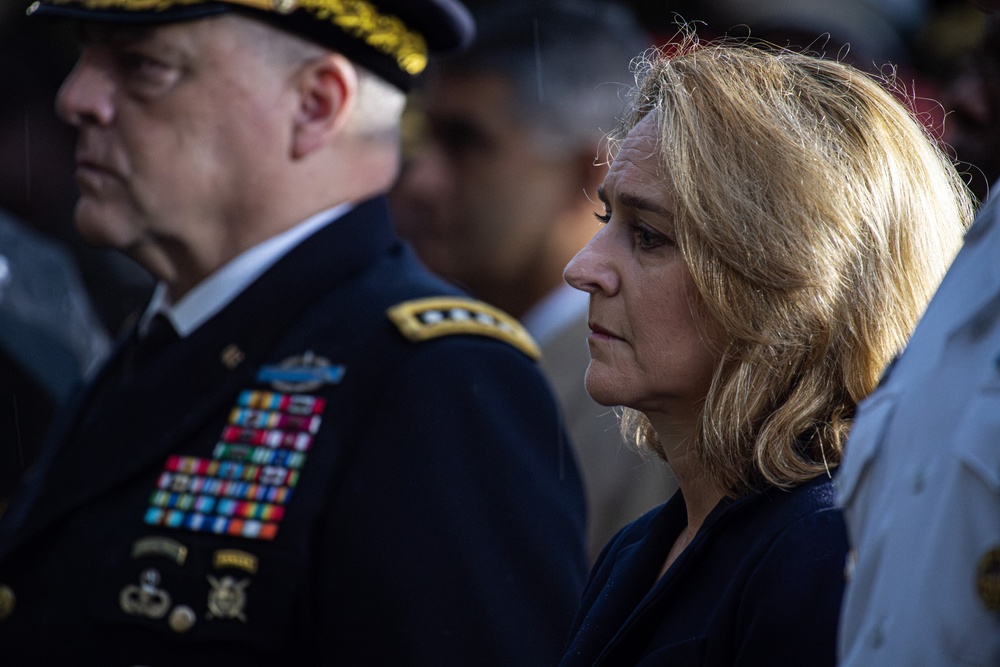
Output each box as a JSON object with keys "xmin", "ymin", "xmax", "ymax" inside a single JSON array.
[
  {"xmin": 123, "ymin": 52, "xmax": 163, "ymax": 72},
  {"xmin": 427, "ymin": 118, "xmax": 491, "ymax": 157},
  {"xmin": 118, "ymin": 51, "xmax": 177, "ymax": 88},
  {"xmin": 442, "ymin": 131, "xmax": 489, "ymax": 156}
]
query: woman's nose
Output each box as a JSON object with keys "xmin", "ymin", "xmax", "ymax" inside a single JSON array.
[{"xmin": 564, "ymin": 226, "xmax": 618, "ymax": 296}]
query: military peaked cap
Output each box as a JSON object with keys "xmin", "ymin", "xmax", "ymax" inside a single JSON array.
[{"xmin": 26, "ymin": 0, "xmax": 475, "ymax": 90}]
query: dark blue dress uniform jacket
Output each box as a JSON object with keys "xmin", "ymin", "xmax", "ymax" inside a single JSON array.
[
  {"xmin": 0, "ymin": 197, "xmax": 588, "ymax": 665},
  {"xmin": 560, "ymin": 474, "xmax": 847, "ymax": 666}
]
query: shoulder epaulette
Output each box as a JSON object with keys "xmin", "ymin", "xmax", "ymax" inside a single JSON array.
[{"xmin": 387, "ymin": 296, "xmax": 541, "ymax": 360}]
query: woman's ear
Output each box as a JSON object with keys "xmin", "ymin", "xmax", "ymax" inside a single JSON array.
[{"xmin": 291, "ymin": 52, "xmax": 359, "ymax": 159}]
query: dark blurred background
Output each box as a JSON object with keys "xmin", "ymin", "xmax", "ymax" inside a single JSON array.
[{"xmin": 1, "ymin": 0, "xmax": 155, "ymax": 336}]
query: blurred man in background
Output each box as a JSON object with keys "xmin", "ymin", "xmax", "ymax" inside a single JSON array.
[{"xmin": 391, "ymin": 0, "xmax": 676, "ymax": 559}]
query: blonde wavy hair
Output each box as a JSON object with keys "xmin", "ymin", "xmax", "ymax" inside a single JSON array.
[{"xmin": 617, "ymin": 36, "xmax": 974, "ymax": 496}]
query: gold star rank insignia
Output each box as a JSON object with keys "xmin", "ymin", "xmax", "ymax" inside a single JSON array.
[{"xmin": 387, "ymin": 297, "xmax": 540, "ymax": 360}]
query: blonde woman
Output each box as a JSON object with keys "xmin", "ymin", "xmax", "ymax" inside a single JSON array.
[{"xmin": 560, "ymin": 36, "xmax": 973, "ymax": 666}]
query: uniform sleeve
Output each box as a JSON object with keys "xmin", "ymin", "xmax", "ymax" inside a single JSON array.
[
  {"xmin": 733, "ymin": 507, "xmax": 848, "ymax": 667},
  {"xmin": 315, "ymin": 336, "xmax": 589, "ymax": 665}
]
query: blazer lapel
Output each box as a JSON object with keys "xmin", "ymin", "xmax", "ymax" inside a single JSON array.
[
  {"xmin": 594, "ymin": 493, "xmax": 749, "ymax": 664},
  {"xmin": 581, "ymin": 500, "xmax": 685, "ymax": 664}
]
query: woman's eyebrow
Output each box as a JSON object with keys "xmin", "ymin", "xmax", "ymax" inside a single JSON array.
[{"xmin": 618, "ymin": 191, "xmax": 669, "ymax": 215}]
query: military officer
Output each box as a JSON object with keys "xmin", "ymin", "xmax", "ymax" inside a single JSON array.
[
  {"xmin": 0, "ymin": 1, "xmax": 588, "ymax": 664},
  {"xmin": 837, "ymin": 1, "xmax": 1000, "ymax": 663}
]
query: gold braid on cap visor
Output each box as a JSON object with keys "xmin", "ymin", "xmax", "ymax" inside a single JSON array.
[{"xmin": 32, "ymin": 0, "xmax": 429, "ymax": 74}]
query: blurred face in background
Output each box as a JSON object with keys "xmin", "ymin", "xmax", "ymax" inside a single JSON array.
[{"xmin": 390, "ymin": 70, "xmax": 579, "ymax": 300}]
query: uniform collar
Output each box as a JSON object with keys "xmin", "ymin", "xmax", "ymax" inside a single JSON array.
[
  {"xmin": 521, "ymin": 283, "xmax": 590, "ymax": 347},
  {"xmin": 140, "ymin": 203, "xmax": 354, "ymax": 338}
]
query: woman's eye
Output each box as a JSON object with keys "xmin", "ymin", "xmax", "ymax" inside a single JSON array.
[
  {"xmin": 593, "ymin": 210, "xmax": 611, "ymax": 224},
  {"xmin": 631, "ymin": 223, "xmax": 669, "ymax": 250}
]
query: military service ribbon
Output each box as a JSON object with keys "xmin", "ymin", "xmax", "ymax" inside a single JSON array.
[{"xmin": 144, "ymin": 389, "xmax": 326, "ymax": 541}]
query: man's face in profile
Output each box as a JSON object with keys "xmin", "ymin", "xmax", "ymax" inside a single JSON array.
[{"xmin": 56, "ymin": 16, "xmax": 293, "ymax": 272}]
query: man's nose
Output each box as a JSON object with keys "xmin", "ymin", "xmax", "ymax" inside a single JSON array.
[{"xmin": 56, "ymin": 51, "xmax": 116, "ymax": 127}]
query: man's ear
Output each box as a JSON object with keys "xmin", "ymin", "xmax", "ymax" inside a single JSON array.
[{"xmin": 291, "ymin": 53, "xmax": 358, "ymax": 159}]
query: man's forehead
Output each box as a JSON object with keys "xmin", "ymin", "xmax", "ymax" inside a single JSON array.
[
  {"xmin": 76, "ymin": 17, "xmax": 223, "ymax": 57},
  {"xmin": 80, "ymin": 20, "xmax": 156, "ymax": 44},
  {"xmin": 426, "ymin": 70, "xmax": 517, "ymax": 116}
]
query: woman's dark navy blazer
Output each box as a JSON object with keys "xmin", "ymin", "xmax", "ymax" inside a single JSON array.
[{"xmin": 561, "ymin": 474, "xmax": 848, "ymax": 666}]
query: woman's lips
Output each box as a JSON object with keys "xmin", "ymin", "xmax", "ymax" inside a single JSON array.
[{"xmin": 589, "ymin": 322, "xmax": 622, "ymax": 342}]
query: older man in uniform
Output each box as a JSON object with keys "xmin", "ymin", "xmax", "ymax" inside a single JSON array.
[
  {"xmin": 837, "ymin": 0, "xmax": 1000, "ymax": 663},
  {"xmin": 0, "ymin": 1, "xmax": 588, "ymax": 664}
]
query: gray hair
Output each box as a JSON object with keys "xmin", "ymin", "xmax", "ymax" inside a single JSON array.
[
  {"xmin": 238, "ymin": 13, "xmax": 404, "ymax": 143},
  {"xmin": 349, "ymin": 66, "xmax": 406, "ymax": 142}
]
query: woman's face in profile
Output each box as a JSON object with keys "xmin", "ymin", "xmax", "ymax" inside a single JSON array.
[{"xmin": 564, "ymin": 113, "xmax": 718, "ymax": 423}]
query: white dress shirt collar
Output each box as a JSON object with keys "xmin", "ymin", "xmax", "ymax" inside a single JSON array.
[
  {"xmin": 520, "ymin": 283, "xmax": 590, "ymax": 347},
  {"xmin": 140, "ymin": 203, "xmax": 353, "ymax": 337}
]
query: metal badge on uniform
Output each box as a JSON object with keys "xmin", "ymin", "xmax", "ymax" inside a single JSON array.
[
  {"xmin": 256, "ymin": 351, "xmax": 345, "ymax": 392},
  {"xmin": 130, "ymin": 536, "xmax": 188, "ymax": 566},
  {"xmin": 976, "ymin": 546, "xmax": 1000, "ymax": 612},
  {"xmin": 207, "ymin": 575, "xmax": 249, "ymax": 622},
  {"xmin": 119, "ymin": 568, "xmax": 171, "ymax": 620},
  {"xmin": 221, "ymin": 344, "xmax": 246, "ymax": 370},
  {"xmin": 213, "ymin": 549, "xmax": 259, "ymax": 574}
]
